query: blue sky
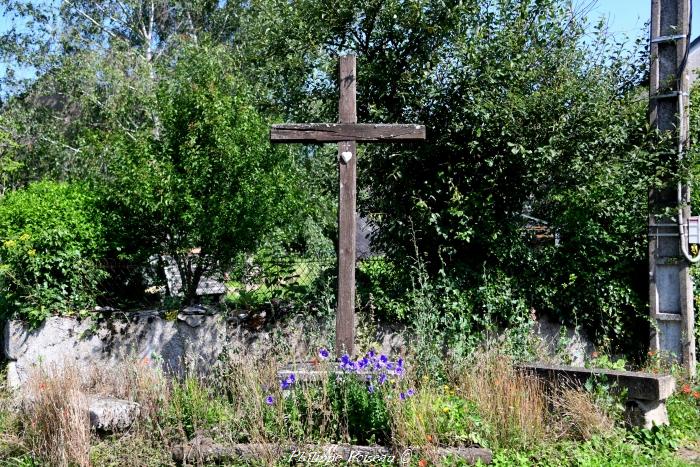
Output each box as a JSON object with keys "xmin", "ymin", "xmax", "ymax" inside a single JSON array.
[
  {"xmin": 576, "ymin": 0, "xmax": 700, "ymax": 41},
  {"xmin": 0, "ymin": 1, "xmax": 698, "ymax": 83},
  {"xmin": 0, "ymin": 1, "xmax": 697, "ymax": 44}
]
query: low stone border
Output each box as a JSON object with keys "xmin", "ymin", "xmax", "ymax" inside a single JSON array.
[{"xmin": 171, "ymin": 436, "xmax": 492, "ymax": 465}]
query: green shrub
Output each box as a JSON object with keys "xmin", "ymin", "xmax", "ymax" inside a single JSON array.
[
  {"xmin": 0, "ymin": 181, "xmax": 107, "ymax": 326},
  {"xmin": 166, "ymin": 376, "xmax": 232, "ymax": 440},
  {"xmin": 356, "ymin": 257, "xmax": 412, "ymax": 322},
  {"xmin": 667, "ymin": 391, "xmax": 700, "ymax": 441},
  {"xmin": 328, "ymin": 373, "xmax": 391, "ymax": 445}
]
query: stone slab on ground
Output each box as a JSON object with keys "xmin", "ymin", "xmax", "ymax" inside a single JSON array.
[
  {"xmin": 88, "ymin": 395, "xmax": 140, "ymax": 432},
  {"xmin": 677, "ymin": 446, "xmax": 700, "ymax": 464},
  {"xmin": 517, "ymin": 363, "xmax": 675, "ymax": 401},
  {"xmin": 277, "ymin": 362, "xmax": 372, "ymax": 383},
  {"xmin": 171, "ymin": 436, "xmax": 492, "ymax": 465},
  {"xmin": 3, "ymin": 308, "xmax": 225, "ymax": 388},
  {"xmin": 518, "ymin": 362, "xmax": 676, "ymax": 429}
]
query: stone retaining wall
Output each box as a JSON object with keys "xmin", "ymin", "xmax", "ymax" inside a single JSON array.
[
  {"xmin": 2, "ymin": 308, "xmax": 593, "ymax": 389},
  {"xmin": 1, "ymin": 308, "xmax": 409, "ymax": 389},
  {"xmin": 3, "ymin": 307, "xmax": 226, "ymax": 388}
]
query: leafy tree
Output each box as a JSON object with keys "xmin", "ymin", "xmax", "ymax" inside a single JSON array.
[
  {"xmin": 0, "ymin": 0, "xmax": 674, "ymax": 355},
  {"xmin": 236, "ymin": 0, "xmax": 665, "ymax": 352},
  {"xmin": 0, "ymin": 2, "xmax": 327, "ymax": 303},
  {"xmin": 101, "ymin": 43, "xmax": 305, "ymax": 302}
]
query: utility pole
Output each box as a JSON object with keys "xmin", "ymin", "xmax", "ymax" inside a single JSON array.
[{"xmin": 649, "ymin": 0, "xmax": 696, "ymax": 376}]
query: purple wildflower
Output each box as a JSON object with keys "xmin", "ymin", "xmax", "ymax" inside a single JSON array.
[
  {"xmin": 368, "ymin": 384, "xmax": 375, "ymax": 394},
  {"xmin": 368, "ymin": 349, "xmax": 376, "ymax": 358},
  {"xmin": 400, "ymin": 392, "xmax": 407, "ymax": 400},
  {"xmin": 280, "ymin": 373, "xmax": 296, "ymax": 389},
  {"xmin": 265, "ymin": 395, "xmax": 275, "ymax": 405},
  {"xmin": 380, "ymin": 354, "xmax": 388, "ymax": 364},
  {"xmin": 386, "ymin": 362, "xmax": 395, "ymax": 371},
  {"xmin": 378, "ymin": 373, "xmax": 388, "ymax": 385},
  {"xmin": 407, "ymin": 389, "xmax": 415, "ymax": 397},
  {"xmin": 395, "ymin": 366, "xmax": 404, "ymax": 376},
  {"xmin": 319, "ymin": 348, "xmax": 330, "ymax": 360}
]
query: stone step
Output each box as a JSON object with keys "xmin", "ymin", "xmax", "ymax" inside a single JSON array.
[{"xmin": 88, "ymin": 395, "xmax": 140, "ymax": 432}]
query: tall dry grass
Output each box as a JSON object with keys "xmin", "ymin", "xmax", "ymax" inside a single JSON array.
[
  {"xmin": 22, "ymin": 365, "xmax": 91, "ymax": 467},
  {"xmin": 11, "ymin": 347, "xmax": 619, "ymax": 465},
  {"xmin": 219, "ymin": 357, "xmax": 340, "ymax": 441},
  {"xmin": 454, "ymin": 351, "xmax": 548, "ymax": 450},
  {"xmin": 387, "ymin": 350, "xmax": 548, "ymax": 463},
  {"xmin": 550, "ymin": 387, "xmax": 614, "ymax": 440},
  {"xmin": 87, "ymin": 357, "xmax": 170, "ymax": 436}
]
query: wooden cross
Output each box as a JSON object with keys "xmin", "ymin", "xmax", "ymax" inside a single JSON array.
[{"xmin": 270, "ymin": 55, "xmax": 426, "ymax": 357}]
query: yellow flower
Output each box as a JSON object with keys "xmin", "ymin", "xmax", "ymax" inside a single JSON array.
[
  {"xmin": 3, "ymin": 239, "xmax": 16, "ymax": 249},
  {"xmin": 27, "ymin": 249, "xmax": 36, "ymax": 257},
  {"xmin": 422, "ymin": 375, "xmax": 429, "ymax": 382},
  {"xmin": 442, "ymin": 406, "xmax": 450, "ymax": 413},
  {"xmin": 443, "ymin": 384, "xmax": 450, "ymax": 393},
  {"xmin": 18, "ymin": 233, "xmax": 30, "ymax": 242}
]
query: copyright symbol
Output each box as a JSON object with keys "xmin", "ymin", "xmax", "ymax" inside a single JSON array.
[{"xmin": 400, "ymin": 448, "xmax": 412, "ymax": 465}]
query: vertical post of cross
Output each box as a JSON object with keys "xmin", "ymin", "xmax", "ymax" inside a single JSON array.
[
  {"xmin": 337, "ymin": 55, "xmax": 357, "ymax": 357},
  {"xmin": 269, "ymin": 55, "xmax": 425, "ymax": 359},
  {"xmin": 649, "ymin": 0, "xmax": 696, "ymax": 376}
]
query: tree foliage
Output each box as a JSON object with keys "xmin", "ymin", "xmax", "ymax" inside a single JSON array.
[
  {"xmin": 236, "ymin": 0, "xmax": 661, "ymax": 352},
  {"xmin": 101, "ymin": 43, "xmax": 306, "ymax": 302},
  {"xmin": 0, "ymin": 0, "xmax": 675, "ymax": 355}
]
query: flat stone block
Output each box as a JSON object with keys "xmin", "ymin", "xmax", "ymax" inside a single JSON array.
[
  {"xmin": 517, "ymin": 363, "xmax": 675, "ymax": 401},
  {"xmin": 625, "ymin": 399, "xmax": 669, "ymax": 429},
  {"xmin": 88, "ymin": 395, "xmax": 141, "ymax": 432}
]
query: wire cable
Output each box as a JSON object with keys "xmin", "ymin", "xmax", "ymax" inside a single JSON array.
[{"xmin": 674, "ymin": 0, "xmax": 700, "ymax": 262}]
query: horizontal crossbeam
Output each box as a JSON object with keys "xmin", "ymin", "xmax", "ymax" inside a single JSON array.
[{"xmin": 270, "ymin": 123, "xmax": 426, "ymax": 143}]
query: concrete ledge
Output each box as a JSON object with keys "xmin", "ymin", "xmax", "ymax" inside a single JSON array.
[
  {"xmin": 518, "ymin": 362, "xmax": 676, "ymax": 429},
  {"xmin": 171, "ymin": 436, "xmax": 492, "ymax": 465},
  {"xmin": 277, "ymin": 362, "xmax": 373, "ymax": 382},
  {"xmin": 517, "ymin": 363, "xmax": 675, "ymax": 401}
]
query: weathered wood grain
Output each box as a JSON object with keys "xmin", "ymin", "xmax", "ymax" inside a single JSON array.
[
  {"xmin": 267, "ymin": 54, "xmax": 426, "ymax": 360},
  {"xmin": 336, "ymin": 55, "xmax": 357, "ymax": 357},
  {"xmin": 270, "ymin": 123, "xmax": 426, "ymax": 143}
]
